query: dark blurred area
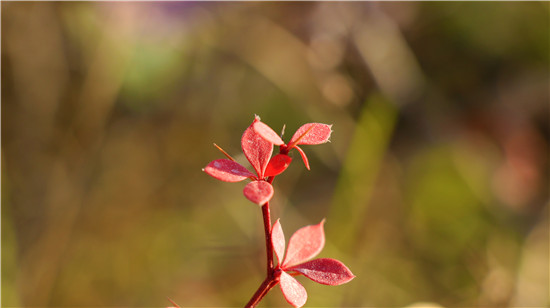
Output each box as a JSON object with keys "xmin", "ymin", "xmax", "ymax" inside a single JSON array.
[{"xmin": 1, "ymin": 2, "xmax": 548, "ymax": 307}]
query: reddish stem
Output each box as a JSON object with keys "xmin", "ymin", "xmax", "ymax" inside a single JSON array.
[
  {"xmin": 262, "ymin": 202, "xmax": 273, "ymax": 273},
  {"xmin": 263, "ymin": 176, "xmax": 276, "ymax": 272},
  {"xmin": 245, "ymin": 201, "xmax": 277, "ymax": 308},
  {"xmin": 244, "ymin": 275, "xmax": 278, "ymax": 308},
  {"xmin": 246, "ymin": 176, "xmax": 278, "ymax": 307}
]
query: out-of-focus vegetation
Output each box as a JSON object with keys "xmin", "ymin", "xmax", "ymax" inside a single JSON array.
[{"xmin": 2, "ymin": 2, "xmax": 548, "ymax": 307}]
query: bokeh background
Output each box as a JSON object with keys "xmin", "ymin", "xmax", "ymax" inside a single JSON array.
[{"xmin": 2, "ymin": 2, "xmax": 548, "ymax": 307}]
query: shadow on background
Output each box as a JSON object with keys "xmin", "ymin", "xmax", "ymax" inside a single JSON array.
[{"xmin": 2, "ymin": 2, "xmax": 548, "ymax": 307}]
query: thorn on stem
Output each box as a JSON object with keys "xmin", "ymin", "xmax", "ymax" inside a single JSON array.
[{"xmin": 213, "ymin": 143, "xmax": 236, "ymax": 161}]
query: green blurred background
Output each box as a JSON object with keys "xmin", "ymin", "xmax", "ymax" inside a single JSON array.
[{"xmin": 2, "ymin": 2, "xmax": 548, "ymax": 307}]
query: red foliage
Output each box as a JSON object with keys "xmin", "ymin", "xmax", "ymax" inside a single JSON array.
[
  {"xmin": 253, "ymin": 120, "xmax": 332, "ymax": 170},
  {"xmin": 203, "ymin": 116, "xmax": 275, "ymax": 205},
  {"xmin": 199, "ymin": 116, "xmax": 353, "ymax": 308},
  {"xmin": 272, "ymin": 219, "xmax": 355, "ymax": 307}
]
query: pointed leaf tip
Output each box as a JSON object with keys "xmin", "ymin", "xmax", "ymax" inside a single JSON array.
[
  {"xmin": 271, "ymin": 219, "xmax": 285, "ymax": 265},
  {"xmin": 204, "ymin": 159, "xmax": 255, "ymax": 182},
  {"xmin": 254, "ymin": 121, "xmax": 285, "ymax": 145},
  {"xmin": 290, "ymin": 123, "xmax": 332, "ymax": 146},
  {"xmin": 243, "ymin": 181, "xmax": 274, "ymax": 205},
  {"xmin": 294, "ymin": 146, "xmax": 310, "ymax": 170},
  {"xmin": 279, "ymin": 271, "xmax": 308, "ymax": 308},
  {"xmin": 282, "ymin": 220, "xmax": 325, "ymax": 268},
  {"xmin": 288, "ymin": 258, "xmax": 355, "ymax": 286},
  {"xmin": 242, "ymin": 118, "xmax": 274, "ymax": 178}
]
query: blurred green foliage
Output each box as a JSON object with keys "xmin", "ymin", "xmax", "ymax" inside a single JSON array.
[{"xmin": 2, "ymin": 2, "xmax": 548, "ymax": 307}]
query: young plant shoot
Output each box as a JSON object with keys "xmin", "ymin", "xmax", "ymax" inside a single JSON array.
[{"xmin": 199, "ymin": 115, "xmax": 354, "ymax": 308}]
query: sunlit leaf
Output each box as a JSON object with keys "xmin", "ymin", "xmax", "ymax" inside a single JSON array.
[
  {"xmin": 254, "ymin": 121, "xmax": 285, "ymax": 145},
  {"xmin": 279, "ymin": 271, "xmax": 307, "ymax": 308},
  {"xmin": 265, "ymin": 154, "xmax": 292, "ymax": 177},
  {"xmin": 243, "ymin": 180, "xmax": 274, "ymax": 205},
  {"xmin": 271, "ymin": 219, "xmax": 286, "ymax": 265},
  {"xmin": 203, "ymin": 159, "xmax": 254, "ymax": 182},
  {"xmin": 241, "ymin": 116, "xmax": 274, "ymax": 178},
  {"xmin": 287, "ymin": 258, "xmax": 355, "ymax": 286},
  {"xmin": 289, "ymin": 123, "xmax": 332, "ymax": 146},
  {"xmin": 282, "ymin": 220, "xmax": 325, "ymax": 268}
]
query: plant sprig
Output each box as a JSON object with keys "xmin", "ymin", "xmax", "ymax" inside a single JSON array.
[{"xmin": 198, "ymin": 116, "xmax": 354, "ymax": 308}]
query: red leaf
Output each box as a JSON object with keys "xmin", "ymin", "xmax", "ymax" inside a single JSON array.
[
  {"xmin": 294, "ymin": 146, "xmax": 310, "ymax": 170},
  {"xmin": 203, "ymin": 159, "xmax": 255, "ymax": 182},
  {"xmin": 253, "ymin": 121, "xmax": 285, "ymax": 145},
  {"xmin": 264, "ymin": 154, "xmax": 292, "ymax": 177},
  {"xmin": 243, "ymin": 181, "xmax": 274, "ymax": 205},
  {"xmin": 241, "ymin": 116, "xmax": 274, "ymax": 178},
  {"xmin": 282, "ymin": 220, "xmax": 325, "ymax": 268},
  {"xmin": 287, "ymin": 258, "xmax": 355, "ymax": 286},
  {"xmin": 289, "ymin": 123, "xmax": 332, "ymax": 146},
  {"xmin": 279, "ymin": 271, "xmax": 308, "ymax": 308},
  {"xmin": 271, "ymin": 219, "xmax": 285, "ymax": 265}
]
